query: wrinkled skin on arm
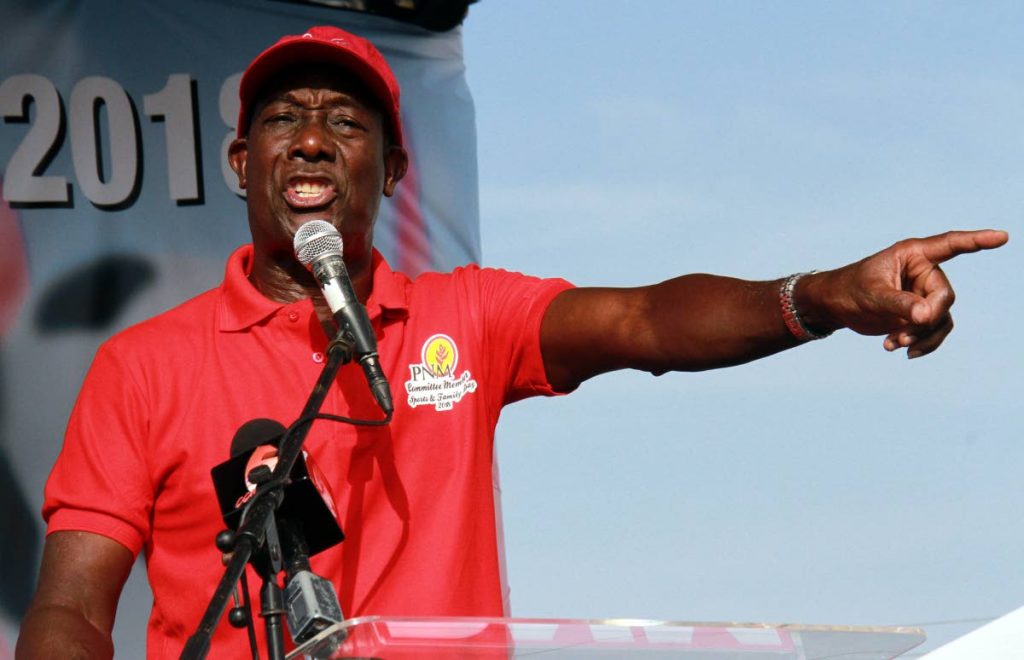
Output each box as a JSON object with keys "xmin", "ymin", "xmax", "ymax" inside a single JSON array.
[
  {"xmin": 17, "ymin": 531, "xmax": 134, "ymax": 660},
  {"xmin": 541, "ymin": 230, "xmax": 1008, "ymax": 392}
]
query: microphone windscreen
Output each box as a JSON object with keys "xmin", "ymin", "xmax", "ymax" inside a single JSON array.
[
  {"xmin": 230, "ymin": 418, "xmax": 287, "ymax": 457},
  {"xmin": 293, "ymin": 220, "xmax": 342, "ymax": 267}
]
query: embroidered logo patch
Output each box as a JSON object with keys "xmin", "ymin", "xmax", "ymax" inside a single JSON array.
[{"xmin": 405, "ymin": 333, "xmax": 477, "ymax": 411}]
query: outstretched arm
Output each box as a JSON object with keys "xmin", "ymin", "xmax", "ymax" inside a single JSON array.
[
  {"xmin": 17, "ymin": 531, "xmax": 134, "ymax": 659},
  {"xmin": 540, "ymin": 230, "xmax": 1008, "ymax": 392}
]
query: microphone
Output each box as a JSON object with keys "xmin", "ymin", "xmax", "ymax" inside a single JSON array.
[
  {"xmin": 210, "ymin": 419, "xmax": 344, "ymax": 558},
  {"xmin": 279, "ymin": 521, "xmax": 345, "ymax": 645},
  {"xmin": 293, "ymin": 220, "xmax": 394, "ymax": 415}
]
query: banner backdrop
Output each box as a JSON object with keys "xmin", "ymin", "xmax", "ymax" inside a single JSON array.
[{"xmin": 0, "ymin": 1, "xmax": 479, "ymax": 654}]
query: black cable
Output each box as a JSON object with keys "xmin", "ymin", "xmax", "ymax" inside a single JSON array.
[{"xmin": 286, "ymin": 410, "xmax": 394, "ymax": 437}]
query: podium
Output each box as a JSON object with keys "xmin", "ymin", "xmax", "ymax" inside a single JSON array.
[{"xmin": 287, "ymin": 616, "xmax": 925, "ymax": 659}]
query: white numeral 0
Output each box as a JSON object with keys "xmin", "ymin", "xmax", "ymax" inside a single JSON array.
[{"xmin": 69, "ymin": 76, "xmax": 140, "ymax": 207}]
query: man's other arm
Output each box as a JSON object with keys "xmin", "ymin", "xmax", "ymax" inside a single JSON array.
[
  {"xmin": 541, "ymin": 230, "xmax": 1008, "ymax": 392},
  {"xmin": 17, "ymin": 531, "xmax": 134, "ymax": 659}
]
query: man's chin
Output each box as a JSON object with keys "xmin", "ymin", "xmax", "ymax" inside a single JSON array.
[{"xmin": 283, "ymin": 212, "xmax": 338, "ymax": 237}]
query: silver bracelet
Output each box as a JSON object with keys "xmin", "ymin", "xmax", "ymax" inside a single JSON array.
[{"xmin": 779, "ymin": 272, "xmax": 833, "ymax": 341}]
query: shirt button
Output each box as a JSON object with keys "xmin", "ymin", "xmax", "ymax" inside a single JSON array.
[
  {"xmin": 312, "ymin": 352, "xmax": 325, "ymax": 363},
  {"xmin": 287, "ymin": 312, "xmax": 299, "ymax": 322}
]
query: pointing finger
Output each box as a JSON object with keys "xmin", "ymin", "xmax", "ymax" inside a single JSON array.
[{"xmin": 915, "ymin": 229, "xmax": 1009, "ymax": 265}]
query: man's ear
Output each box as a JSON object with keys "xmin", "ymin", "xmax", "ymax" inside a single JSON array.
[
  {"xmin": 382, "ymin": 146, "xmax": 408, "ymax": 197},
  {"xmin": 227, "ymin": 137, "xmax": 249, "ymax": 190}
]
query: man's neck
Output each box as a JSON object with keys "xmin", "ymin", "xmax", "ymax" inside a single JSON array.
[{"xmin": 248, "ymin": 249, "xmax": 374, "ymax": 314}]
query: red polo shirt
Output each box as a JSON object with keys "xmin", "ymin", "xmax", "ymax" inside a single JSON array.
[{"xmin": 43, "ymin": 245, "xmax": 573, "ymax": 658}]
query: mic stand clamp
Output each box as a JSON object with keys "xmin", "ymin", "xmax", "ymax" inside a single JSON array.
[{"xmin": 327, "ymin": 331, "xmax": 355, "ymax": 364}]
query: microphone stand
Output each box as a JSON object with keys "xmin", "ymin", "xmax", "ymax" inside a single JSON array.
[{"xmin": 181, "ymin": 331, "xmax": 356, "ymax": 660}]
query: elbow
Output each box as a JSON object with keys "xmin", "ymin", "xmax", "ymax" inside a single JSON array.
[{"xmin": 17, "ymin": 603, "xmax": 115, "ymax": 659}]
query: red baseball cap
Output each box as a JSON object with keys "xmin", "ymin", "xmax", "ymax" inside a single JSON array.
[{"xmin": 237, "ymin": 25, "xmax": 404, "ymax": 147}]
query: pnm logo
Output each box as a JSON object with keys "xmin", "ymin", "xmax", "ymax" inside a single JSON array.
[
  {"xmin": 405, "ymin": 333, "xmax": 477, "ymax": 411},
  {"xmin": 422, "ymin": 334, "xmax": 457, "ymax": 377}
]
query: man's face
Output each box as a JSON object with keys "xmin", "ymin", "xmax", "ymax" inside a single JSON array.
[{"xmin": 229, "ymin": 67, "xmax": 406, "ymax": 273}]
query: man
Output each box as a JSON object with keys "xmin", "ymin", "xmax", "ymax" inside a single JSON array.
[{"xmin": 17, "ymin": 25, "xmax": 1007, "ymax": 659}]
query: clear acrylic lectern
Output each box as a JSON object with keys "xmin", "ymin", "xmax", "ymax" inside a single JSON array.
[{"xmin": 287, "ymin": 616, "xmax": 925, "ymax": 659}]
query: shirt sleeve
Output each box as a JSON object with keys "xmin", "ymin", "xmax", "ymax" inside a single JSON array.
[
  {"xmin": 43, "ymin": 339, "xmax": 153, "ymax": 556},
  {"xmin": 469, "ymin": 267, "xmax": 575, "ymax": 404}
]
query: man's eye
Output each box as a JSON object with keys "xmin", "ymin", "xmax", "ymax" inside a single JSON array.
[
  {"xmin": 267, "ymin": 113, "xmax": 295, "ymax": 124},
  {"xmin": 330, "ymin": 116, "xmax": 361, "ymax": 129}
]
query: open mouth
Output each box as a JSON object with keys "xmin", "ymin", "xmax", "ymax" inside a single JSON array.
[{"xmin": 284, "ymin": 177, "xmax": 337, "ymax": 209}]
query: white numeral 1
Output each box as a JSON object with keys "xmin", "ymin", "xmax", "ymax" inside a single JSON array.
[{"xmin": 144, "ymin": 74, "xmax": 201, "ymax": 203}]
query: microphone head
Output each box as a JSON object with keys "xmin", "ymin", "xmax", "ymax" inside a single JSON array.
[
  {"xmin": 230, "ymin": 418, "xmax": 287, "ymax": 457},
  {"xmin": 293, "ymin": 220, "xmax": 343, "ymax": 268}
]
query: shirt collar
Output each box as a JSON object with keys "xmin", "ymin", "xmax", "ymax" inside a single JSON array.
[
  {"xmin": 363, "ymin": 249, "xmax": 410, "ymax": 323},
  {"xmin": 218, "ymin": 245, "xmax": 409, "ymax": 332}
]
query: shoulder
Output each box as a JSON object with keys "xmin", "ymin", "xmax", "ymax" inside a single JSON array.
[
  {"xmin": 98, "ymin": 286, "xmax": 220, "ymax": 361},
  {"xmin": 404, "ymin": 264, "xmax": 574, "ymax": 332},
  {"xmin": 411, "ymin": 263, "xmax": 573, "ymax": 296}
]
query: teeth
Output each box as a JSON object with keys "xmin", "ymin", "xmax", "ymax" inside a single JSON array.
[{"xmin": 294, "ymin": 182, "xmax": 325, "ymax": 197}]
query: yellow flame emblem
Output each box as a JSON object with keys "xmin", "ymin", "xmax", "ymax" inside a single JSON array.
[{"xmin": 422, "ymin": 334, "xmax": 458, "ymax": 377}]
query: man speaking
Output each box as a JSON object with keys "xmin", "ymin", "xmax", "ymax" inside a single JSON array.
[{"xmin": 17, "ymin": 25, "xmax": 1007, "ymax": 659}]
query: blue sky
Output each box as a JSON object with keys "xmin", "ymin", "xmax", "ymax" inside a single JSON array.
[{"xmin": 463, "ymin": 2, "xmax": 1022, "ymax": 653}]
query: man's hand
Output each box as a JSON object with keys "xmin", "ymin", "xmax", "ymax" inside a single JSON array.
[{"xmin": 799, "ymin": 230, "xmax": 1009, "ymax": 358}]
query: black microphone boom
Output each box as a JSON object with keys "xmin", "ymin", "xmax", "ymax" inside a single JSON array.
[{"xmin": 293, "ymin": 220, "xmax": 394, "ymax": 414}]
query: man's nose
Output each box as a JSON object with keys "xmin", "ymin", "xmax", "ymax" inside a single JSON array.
[{"xmin": 289, "ymin": 118, "xmax": 335, "ymax": 161}]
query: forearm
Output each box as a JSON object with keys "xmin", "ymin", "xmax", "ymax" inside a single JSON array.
[
  {"xmin": 541, "ymin": 272, "xmax": 827, "ymax": 390},
  {"xmin": 637, "ymin": 273, "xmax": 808, "ymax": 372},
  {"xmin": 17, "ymin": 603, "xmax": 115, "ymax": 659}
]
